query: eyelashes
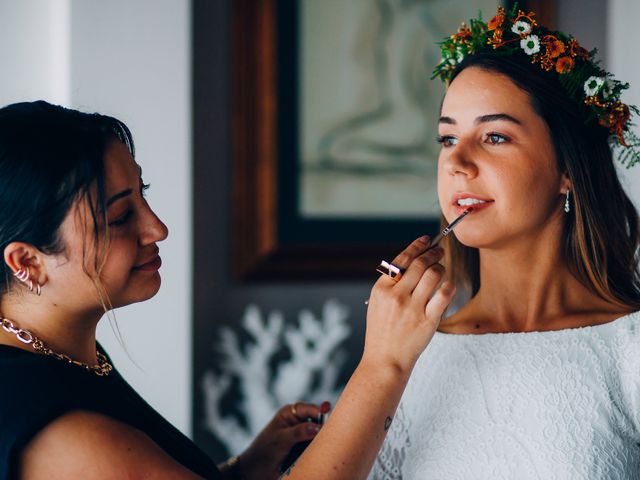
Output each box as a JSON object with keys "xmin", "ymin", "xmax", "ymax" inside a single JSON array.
[
  {"xmin": 108, "ymin": 183, "xmax": 151, "ymax": 227},
  {"xmin": 486, "ymin": 133, "xmax": 508, "ymax": 145},
  {"xmin": 109, "ymin": 210, "xmax": 132, "ymax": 227},
  {"xmin": 436, "ymin": 135, "xmax": 458, "ymax": 147},
  {"xmin": 436, "ymin": 133, "xmax": 509, "ymax": 147}
]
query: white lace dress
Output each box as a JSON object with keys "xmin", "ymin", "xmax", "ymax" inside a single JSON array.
[{"xmin": 369, "ymin": 312, "xmax": 640, "ymax": 480}]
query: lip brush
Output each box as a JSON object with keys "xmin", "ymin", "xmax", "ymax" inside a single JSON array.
[
  {"xmin": 364, "ymin": 207, "xmax": 473, "ymax": 306},
  {"xmin": 428, "ymin": 207, "xmax": 473, "ymax": 248}
]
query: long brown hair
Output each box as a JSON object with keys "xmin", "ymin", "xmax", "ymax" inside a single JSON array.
[{"xmin": 442, "ymin": 53, "xmax": 640, "ymax": 309}]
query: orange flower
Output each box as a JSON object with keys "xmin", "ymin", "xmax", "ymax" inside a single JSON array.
[
  {"xmin": 488, "ymin": 6, "xmax": 506, "ymax": 30},
  {"xmin": 616, "ymin": 102, "xmax": 631, "ymax": 123},
  {"xmin": 555, "ymin": 56, "xmax": 574, "ymax": 73},
  {"xmin": 568, "ymin": 39, "xmax": 590, "ymax": 60},
  {"xmin": 488, "ymin": 14, "xmax": 504, "ymax": 31},
  {"xmin": 547, "ymin": 39, "xmax": 565, "ymax": 58},
  {"xmin": 611, "ymin": 103, "xmax": 631, "ymax": 146},
  {"xmin": 596, "ymin": 102, "xmax": 630, "ymax": 146},
  {"xmin": 452, "ymin": 24, "xmax": 472, "ymax": 42}
]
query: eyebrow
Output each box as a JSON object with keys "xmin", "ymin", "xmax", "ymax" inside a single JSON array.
[
  {"xmin": 106, "ymin": 189, "xmax": 133, "ymax": 207},
  {"xmin": 439, "ymin": 113, "xmax": 523, "ymax": 126}
]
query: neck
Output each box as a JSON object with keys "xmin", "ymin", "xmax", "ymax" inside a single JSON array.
[
  {"xmin": 0, "ymin": 297, "xmax": 102, "ymax": 366},
  {"xmin": 469, "ymin": 223, "xmax": 618, "ymax": 332}
]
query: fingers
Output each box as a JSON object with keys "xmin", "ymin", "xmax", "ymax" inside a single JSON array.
[
  {"xmin": 393, "ymin": 247, "xmax": 444, "ymax": 296},
  {"xmin": 390, "ymin": 235, "xmax": 431, "ymax": 269},
  {"xmin": 371, "ymin": 236, "xmax": 443, "ymax": 305},
  {"xmin": 410, "ymin": 261, "xmax": 445, "ymax": 304},
  {"xmin": 424, "ymin": 280, "xmax": 457, "ymax": 321},
  {"xmin": 280, "ymin": 402, "xmax": 326, "ymax": 425},
  {"xmin": 275, "ymin": 403, "xmax": 325, "ymax": 451},
  {"xmin": 373, "ymin": 236, "xmax": 431, "ymax": 291},
  {"xmin": 283, "ymin": 422, "xmax": 322, "ymax": 444}
]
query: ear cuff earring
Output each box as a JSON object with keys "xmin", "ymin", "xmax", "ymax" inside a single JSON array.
[{"xmin": 13, "ymin": 268, "xmax": 42, "ymax": 296}]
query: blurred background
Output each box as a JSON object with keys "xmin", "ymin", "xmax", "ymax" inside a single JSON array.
[{"xmin": 1, "ymin": 0, "xmax": 638, "ymax": 464}]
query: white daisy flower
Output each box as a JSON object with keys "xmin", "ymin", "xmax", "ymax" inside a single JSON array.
[
  {"xmin": 512, "ymin": 21, "xmax": 532, "ymax": 35},
  {"xmin": 601, "ymin": 79, "xmax": 614, "ymax": 99},
  {"xmin": 584, "ymin": 76, "xmax": 605, "ymax": 96},
  {"xmin": 520, "ymin": 35, "xmax": 540, "ymax": 55}
]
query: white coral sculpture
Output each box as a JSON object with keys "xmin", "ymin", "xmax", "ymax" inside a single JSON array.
[{"xmin": 201, "ymin": 299, "xmax": 352, "ymax": 455}]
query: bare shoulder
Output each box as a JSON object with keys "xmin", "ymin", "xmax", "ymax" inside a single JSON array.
[{"xmin": 19, "ymin": 410, "xmax": 204, "ymax": 480}]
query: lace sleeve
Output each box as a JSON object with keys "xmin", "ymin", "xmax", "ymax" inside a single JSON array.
[{"xmin": 368, "ymin": 403, "xmax": 411, "ymax": 480}]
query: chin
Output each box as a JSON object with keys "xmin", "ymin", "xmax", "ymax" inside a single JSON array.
[
  {"xmin": 111, "ymin": 275, "xmax": 163, "ymax": 308},
  {"xmin": 450, "ymin": 229, "xmax": 495, "ymax": 249},
  {"xmin": 136, "ymin": 277, "xmax": 163, "ymax": 303}
]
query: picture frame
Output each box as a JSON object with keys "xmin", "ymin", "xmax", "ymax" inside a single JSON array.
[{"xmin": 232, "ymin": 0, "xmax": 555, "ymax": 281}]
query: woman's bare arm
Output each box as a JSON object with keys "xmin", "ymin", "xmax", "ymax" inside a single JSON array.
[
  {"xmin": 282, "ymin": 237, "xmax": 455, "ymax": 480},
  {"xmin": 19, "ymin": 410, "xmax": 205, "ymax": 480}
]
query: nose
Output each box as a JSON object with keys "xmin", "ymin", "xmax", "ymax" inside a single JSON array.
[
  {"xmin": 442, "ymin": 141, "xmax": 478, "ymax": 179},
  {"xmin": 140, "ymin": 206, "xmax": 169, "ymax": 245}
]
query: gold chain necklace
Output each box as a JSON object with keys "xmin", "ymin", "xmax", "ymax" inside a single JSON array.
[{"xmin": 0, "ymin": 317, "xmax": 113, "ymax": 376}]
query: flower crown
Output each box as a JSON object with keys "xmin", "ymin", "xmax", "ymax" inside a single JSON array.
[{"xmin": 432, "ymin": 5, "xmax": 640, "ymax": 168}]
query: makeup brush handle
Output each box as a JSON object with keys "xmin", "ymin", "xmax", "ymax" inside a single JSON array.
[
  {"xmin": 431, "ymin": 208, "xmax": 472, "ymax": 247},
  {"xmin": 429, "ymin": 233, "xmax": 444, "ymax": 248}
]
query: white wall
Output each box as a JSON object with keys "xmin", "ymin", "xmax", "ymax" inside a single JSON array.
[
  {"xmin": 0, "ymin": 0, "xmax": 70, "ymax": 104},
  {"xmin": 609, "ymin": 0, "xmax": 640, "ymax": 209},
  {"xmin": 0, "ymin": 0, "xmax": 192, "ymax": 436}
]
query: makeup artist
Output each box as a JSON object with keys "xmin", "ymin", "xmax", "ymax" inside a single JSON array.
[
  {"xmin": 0, "ymin": 101, "xmax": 455, "ymax": 480},
  {"xmin": 368, "ymin": 7, "xmax": 640, "ymax": 480}
]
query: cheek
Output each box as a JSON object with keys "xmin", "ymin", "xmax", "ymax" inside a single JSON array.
[
  {"xmin": 436, "ymin": 155, "xmax": 450, "ymax": 205},
  {"xmin": 490, "ymin": 162, "xmax": 560, "ymax": 218},
  {"xmin": 487, "ymin": 163, "xmax": 523, "ymax": 203},
  {"xmin": 99, "ymin": 238, "xmax": 138, "ymax": 278}
]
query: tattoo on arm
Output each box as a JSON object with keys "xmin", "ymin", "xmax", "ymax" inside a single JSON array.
[{"xmin": 384, "ymin": 416, "xmax": 393, "ymax": 431}]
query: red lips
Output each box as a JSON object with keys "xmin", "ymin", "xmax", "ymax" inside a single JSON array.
[
  {"xmin": 451, "ymin": 193, "xmax": 495, "ymax": 215},
  {"xmin": 133, "ymin": 255, "xmax": 162, "ymax": 272},
  {"xmin": 133, "ymin": 247, "xmax": 161, "ymax": 271}
]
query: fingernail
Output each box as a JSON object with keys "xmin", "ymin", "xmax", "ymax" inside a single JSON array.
[
  {"xmin": 307, "ymin": 424, "xmax": 321, "ymax": 434},
  {"xmin": 441, "ymin": 281, "xmax": 456, "ymax": 294},
  {"xmin": 418, "ymin": 235, "xmax": 430, "ymax": 244},
  {"xmin": 320, "ymin": 401, "xmax": 331, "ymax": 413}
]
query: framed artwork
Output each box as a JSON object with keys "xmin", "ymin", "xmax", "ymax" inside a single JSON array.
[{"xmin": 232, "ymin": 0, "xmax": 554, "ymax": 280}]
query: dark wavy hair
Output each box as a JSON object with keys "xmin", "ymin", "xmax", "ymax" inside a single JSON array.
[
  {"xmin": 0, "ymin": 100, "xmax": 134, "ymax": 297},
  {"xmin": 441, "ymin": 53, "xmax": 640, "ymax": 309}
]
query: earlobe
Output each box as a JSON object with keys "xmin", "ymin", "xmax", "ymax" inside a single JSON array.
[{"xmin": 559, "ymin": 173, "xmax": 572, "ymax": 195}]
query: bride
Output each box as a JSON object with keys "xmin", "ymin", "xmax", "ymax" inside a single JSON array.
[{"xmin": 369, "ymin": 6, "xmax": 640, "ymax": 480}]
